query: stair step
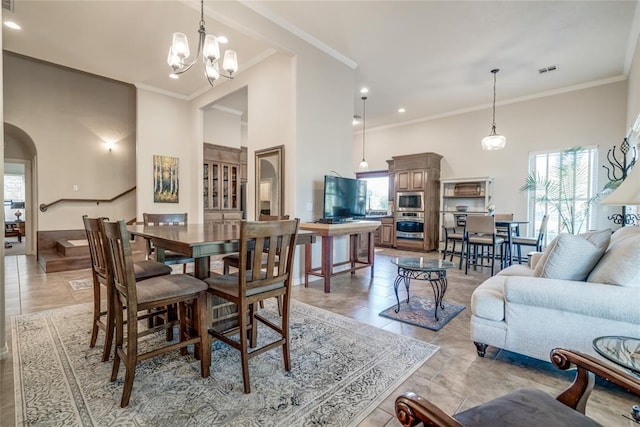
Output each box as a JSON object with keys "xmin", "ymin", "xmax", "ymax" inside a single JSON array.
[{"xmin": 56, "ymin": 239, "xmax": 89, "ymax": 257}]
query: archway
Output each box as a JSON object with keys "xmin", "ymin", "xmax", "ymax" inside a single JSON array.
[{"xmin": 4, "ymin": 123, "xmax": 37, "ymax": 255}]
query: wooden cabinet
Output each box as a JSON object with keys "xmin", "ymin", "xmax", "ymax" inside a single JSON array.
[
  {"xmin": 388, "ymin": 152, "xmax": 443, "ymax": 252},
  {"xmin": 396, "ymin": 170, "xmax": 424, "ymax": 191},
  {"xmin": 378, "ymin": 217, "xmax": 394, "ymax": 246},
  {"xmin": 203, "ymin": 143, "xmax": 247, "ymax": 222}
]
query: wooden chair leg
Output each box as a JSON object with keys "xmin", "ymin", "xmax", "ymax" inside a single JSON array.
[
  {"xmin": 90, "ymin": 280, "xmax": 101, "ymax": 349},
  {"xmin": 249, "ymin": 303, "xmax": 258, "ymax": 348},
  {"xmin": 197, "ymin": 293, "xmax": 211, "ymax": 378},
  {"xmin": 102, "ymin": 285, "xmax": 115, "ymax": 362},
  {"xmin": 239, "ymin": 301, "xmax": 251, "ymax": 394},
  {"xmin": 120, "ymin": 307, "xmax": 139, "ymax": 408},
  {"xmin": 282, "ymin": 296, "xmax": 291, "ymax": 371},
  {"xmin": 110, "ymin": 301, "xmax": 124, "ymax": 382}
]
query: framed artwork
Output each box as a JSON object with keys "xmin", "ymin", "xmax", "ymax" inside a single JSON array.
[{"xmin": 153, "ymin": 155, "xmax": 179, "ymax": 203}]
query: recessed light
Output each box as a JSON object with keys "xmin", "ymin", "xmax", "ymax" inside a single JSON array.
[
  {"xmin": 218, "ymin": 36, "xmax": 228, "ymax": 44},
  {"xmin": 398, "ymin": 108, "xmax": 406, "ymax": 113},
  {"xmin": 4, "ymin": 21, "xmax": 21, "ymax": 30},
  {"xmin": 360, "ymin": 87, "xmax": 369, "ymax": 94},
  {"xmin": 169, "ymin": 73, "xmax": 179, "ymax": 79}
]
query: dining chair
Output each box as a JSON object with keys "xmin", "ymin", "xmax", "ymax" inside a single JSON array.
[
  {"xmin": 395, "ymin": 348, "xmax": 640, "ymax": 427},
  {"xmin": 494, "ymin": 213, "xmax": 514, "ymax": 264},
  {"xmin": 442, "ymin": 212, "xmax": 465, "ymax": 269},
  {"xmin": 204, "ymin": 218, "xmax": 299, "ymax": 393},
  {"xmin": 222, "ymin": 214, "xmax": 291, "ymax": 274},
  {"xmin": 512, "ymin": 214, "xmax": 549, "ymax": 263},
  {"xmin": 142, "ymin": 213, "xmax": 194, "ymax": 273},
  {"xmin": 83, "ymin": 215, "xmax": 173, "ymax": 361},
  {"xmin": 102, "ymin": 219, "xmax": 210, "ymax": 407},
  {"xmin": 464, "ymin": 215, "xmax": 505, "ymax": 276}
]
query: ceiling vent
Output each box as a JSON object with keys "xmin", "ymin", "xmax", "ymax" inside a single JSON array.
[
  {"xmin": 2, "ymin": 0, "xmax": 13, "ymax": 11},
  {"xmin": 538, "ymin": 65, "xmax": 558, "ymax": 74}
]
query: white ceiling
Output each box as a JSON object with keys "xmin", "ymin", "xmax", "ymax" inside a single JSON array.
[{"xmin": 3, "ymin": 0, "xmax": 639, "ymax": 128}]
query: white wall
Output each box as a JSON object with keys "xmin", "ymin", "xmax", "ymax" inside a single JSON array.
[
  {"xmin": 4, "ymin": 53, "xmax": 137, "ymax": 230},
  {"xmin": 628, "ymin": 32, "xmax": 640, "ymax": 130},
  {"xmin": 355, "ymin": 81, "xmax": 628, "ymax": 234},
  {"xmin": 203, "ymin": 108, "xmax": 242, "ymax": 148},
  {"xmin": 136, "ymin": 89, "xmax": 195, "ymax": 220}
]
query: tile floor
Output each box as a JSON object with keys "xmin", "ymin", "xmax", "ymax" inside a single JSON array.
[{"xmin": 1, "ymin": 248, "xmax": 638, "ymax": 426}]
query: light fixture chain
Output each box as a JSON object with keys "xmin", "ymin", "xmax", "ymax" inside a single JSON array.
[
  {"xmin": 362, "ymin": 96, "xmax": 367, "ymax": 160},
  {"xmin": 492, "ymin": 70, "xmax": 497, "ymax": 127}
]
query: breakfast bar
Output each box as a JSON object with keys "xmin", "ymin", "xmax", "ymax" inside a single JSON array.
[{"xmin": 300, "ymin": 221, "xmax": 381, "ymax": 293}]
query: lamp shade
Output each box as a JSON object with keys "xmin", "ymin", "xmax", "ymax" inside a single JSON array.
[
  {"xmin": 171, "ymin": 32, "xmax": 190, "ymax": 58},
  {"xmin": 601, "ymin": 164, "xmax": 640, "ymax": 206},
  {"xmin": 223, "ymin": 50, "xmax": 238, "ymax": 74},
  {"xmin": 481, "ymin": 133, "xmax": 506, "ymax": 151},
  {"xmin": 358, "ymin": 160, "xmax": 369, "ymax": 172}
]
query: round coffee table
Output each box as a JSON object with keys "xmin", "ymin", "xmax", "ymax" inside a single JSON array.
[
  {"xmin": 592, "ymin": 336, "xmax": 640, "ymax": 374},
  {"xmin": 390, "ymin": 257, "xmax": 456, "ymax": 321}
]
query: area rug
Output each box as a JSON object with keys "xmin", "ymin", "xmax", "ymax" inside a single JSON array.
[
  {"xmin": 68, "ymin": 278, "xmax": 94, "ymax": 291},
  {"xmin": 12, "ymin": 299, "xmax": 438, "ymax": 426},
  {"xmin": 379, "ymin": 296, "xmax": 466, "ymax": 331}
]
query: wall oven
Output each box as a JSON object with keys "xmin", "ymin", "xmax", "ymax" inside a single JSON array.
[
  {"xmin": 395, "ymin": 212, "xmax": 424, "ymax": 240},
  {"xmin": 396, "ymin": 191, "xmax": 424, "ymax": 212}
]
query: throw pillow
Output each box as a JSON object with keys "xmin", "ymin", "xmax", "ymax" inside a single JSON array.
[
  {"xmin": 534, "ymin": 230, "xmax": 611, "ymax": 281},
  {"xmin": 588, "ymin": 231, "xmax": 640, "ymax": 287}
]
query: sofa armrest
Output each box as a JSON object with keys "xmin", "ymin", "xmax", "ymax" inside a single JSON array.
[
  {"xmin": 504, "ymin": 277, "xmax": 640, "ymax": 324},
  {"xmin": 395, "ymin": 392, "xmax": 463, "ymax": 427},
  {"xmin": 551, "ymin": 348, "xmax": 640, "ymax": 412}
]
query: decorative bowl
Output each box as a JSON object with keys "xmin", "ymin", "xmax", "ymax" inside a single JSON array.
[{"xmin": 455, "ymin": 205, "xmax": 469, "ymax": 212}]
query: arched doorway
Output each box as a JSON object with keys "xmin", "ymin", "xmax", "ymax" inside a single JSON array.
[{"xmin": 4, "ymin": 123, "xmax": 37, "ymax": 255}]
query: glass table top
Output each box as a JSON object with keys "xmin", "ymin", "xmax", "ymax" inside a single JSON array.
[
  {"xmin": 391, "ymin": 257, "xmax": 456, "ymax": 271},
  {"xmin": 592, "ymin": 336, "xmax": 640, "ymax": 374}
]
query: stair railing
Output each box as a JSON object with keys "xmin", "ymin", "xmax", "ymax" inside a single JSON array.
[{"xmin": 39, "ymin": 187, "xmax": 136, "ymax": 212}]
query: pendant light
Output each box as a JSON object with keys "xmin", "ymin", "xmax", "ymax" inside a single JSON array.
[
  {"xmin": 481, "ymin": 69, "xmax": 506, "ymax": 150},
  {"xmin": 358, "ymin": 96, "xmax": 369, "ymax": 171}
]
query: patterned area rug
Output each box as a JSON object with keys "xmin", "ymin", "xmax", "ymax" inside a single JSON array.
[
  {"xmin": 379, "ymin": 296, "xmax": 466, "ymax": 331},
  {"xmin": 12, "ymin": 300, "xmax": 438, "ymax": 426}
]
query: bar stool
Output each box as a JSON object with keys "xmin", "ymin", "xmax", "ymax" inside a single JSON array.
[
  {"xmin": 512, "ymin": 214, "xmax": 549, "ymax": 263},
  {"xmin": 442, "ymin": 212, "xmax": 465, "ymax": 269},
  {"xmin": 464, "ymin": 215, "xmax": 505, "ymax": 276}
]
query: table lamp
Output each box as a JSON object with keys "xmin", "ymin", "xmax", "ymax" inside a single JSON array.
[{"xmin": 11, "ymin": 201, "xmax": 25, "ymax": 221}]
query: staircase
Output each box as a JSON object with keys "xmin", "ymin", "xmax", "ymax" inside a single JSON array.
[{"xmin": 37, "ymin": 230, "xmax": 91, "ymax": 272}]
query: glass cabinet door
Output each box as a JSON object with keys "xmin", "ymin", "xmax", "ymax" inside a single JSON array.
[
  {"xmin": 212, "ymin": 164, "xmax": 219, "ymax": 209},
  {"xmin": 203, "ymin": 163, "xmax": 209, "ymax": 209},
  {"xmin": 222, "ymin": 165, "xmax": 230, "ymax": 209}
]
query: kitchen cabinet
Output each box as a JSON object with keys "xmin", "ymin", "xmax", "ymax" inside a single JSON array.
[{"xmin": 396, "ymin": 170, "xmax": 424, "ymax": 191}]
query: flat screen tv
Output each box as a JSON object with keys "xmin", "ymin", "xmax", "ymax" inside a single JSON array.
[{"xmin": 323, "ymin": 175, "xmax": 367, "ymax": 219}]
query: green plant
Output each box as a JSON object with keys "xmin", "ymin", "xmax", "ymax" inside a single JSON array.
[{"xmin": 520, "ymin": 146, "xmax": 599, "ymax": 234}]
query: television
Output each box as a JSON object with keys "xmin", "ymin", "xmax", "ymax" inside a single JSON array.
[{"xmin": 323, "ymin": 175, "xmax": 367, "ymax": 219}]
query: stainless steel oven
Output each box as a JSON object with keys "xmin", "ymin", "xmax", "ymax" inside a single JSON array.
[
  {"xmin": 396, "ymin": 191, "xmax": 424, "ymax": 212},
  {"xmin": 395, "ymin": 212, "xmax": 424, "ymax": 240}
]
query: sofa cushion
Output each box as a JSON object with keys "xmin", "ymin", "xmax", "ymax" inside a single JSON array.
[
  {"xmin": 498, "ymin": 264, "xmax": 535, "ymax": 277},
  {"xmin": 533, "ymin": 230, "xmax": 610, "ymax": 280},
  {"xmin": 608, "ymin": 224, "xmax": 640, "ymax": 247},
  {"xmin": 588, "ymin": 230, "xmax": 640, "ymax": 287}
]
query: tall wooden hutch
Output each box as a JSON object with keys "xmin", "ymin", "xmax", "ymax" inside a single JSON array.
[{"xmin": 203, "ymin": 143, "xmax": 247, "ymax": 224}]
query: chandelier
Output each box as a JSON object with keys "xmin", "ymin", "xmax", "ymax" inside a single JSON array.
[
  {"xmin": 481, "ymin": 68, "xmax": 506, "ymax": 150},
  {"xmin": 358, "ymin": 96, "xmax": 369, "ymax": 171},
  {"xmin": 167, "ymin": 0, "xmax": 238, "ymax": 86}
]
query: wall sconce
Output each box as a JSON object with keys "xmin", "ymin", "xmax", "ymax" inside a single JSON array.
[{"xmin": 104, "ymin": 141, "xmax": 117, "ymax": 151}]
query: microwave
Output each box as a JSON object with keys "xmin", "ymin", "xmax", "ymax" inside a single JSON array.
[{"xmin": 396, "ymin": 191, "xmax": 424, "ymax": 211}]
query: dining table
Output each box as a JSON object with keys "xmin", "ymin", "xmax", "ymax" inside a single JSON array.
[
  {"xmin": 494, "ymin": 219, "xmax": 529, "ymax": 266},
  {"xmin": 127, "ymin": 222, "xmax": 317, "ymax": 280}
]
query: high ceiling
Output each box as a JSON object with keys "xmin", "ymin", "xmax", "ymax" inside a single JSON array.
[{"xmin": 3, "ymin": 0, "xmax": 639, "ymax": 128}]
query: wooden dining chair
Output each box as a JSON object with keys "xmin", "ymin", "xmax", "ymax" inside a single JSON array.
[
  {"xmin": 222, "ymin": 214, "xmax": 291, "ymax": 274},
  {"xmin": 464, "ymin": 215, "xmax": 505, "ymax": 276},
  {"xmin": 512, "ymin": 214, "xmax": 549, "ymax": 263},
  {"xmin": 83, "ymin": 215, "xmax": 173, "ymax": 361},
  {"xmin": 204, "ymin": 218, "xmax": 299, "ymax": 393},
  {"xmin": 102, "ymin": 219, "xmax": 210, "ymax": 407},
  {"xmin": 142, "ymin": 212, "xmax": 194, "ymax": 273},
  {"xmin": 494, "ymin": 213, "xmax": 514, "ymax": 264}
]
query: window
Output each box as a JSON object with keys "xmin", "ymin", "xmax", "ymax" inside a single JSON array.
[
  {"xmin": 356, "ymin": 171, "xmax": 389, "ymax": 214},
  {"xmin": 524, "ymin": 147, "xmax": 598, "ymax": 242}
]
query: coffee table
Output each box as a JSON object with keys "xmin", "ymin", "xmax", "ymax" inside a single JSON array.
[
  {"xmin": 390, "ymin": 257, "xmax": 456, "ymax": 321},
  {"xmin": 592, "ymin": 336, "xmax": 640, "ymax": 374}
]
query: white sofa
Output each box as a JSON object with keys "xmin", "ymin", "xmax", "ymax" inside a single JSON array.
[{"xmin": 470, "ymin": 226, "xmax": 640, "ymax": 361}]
